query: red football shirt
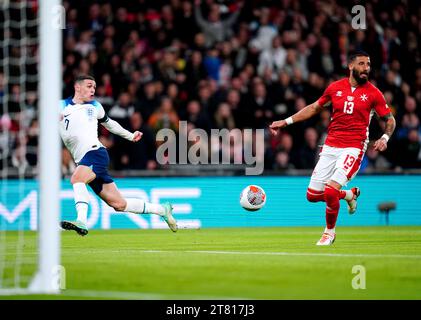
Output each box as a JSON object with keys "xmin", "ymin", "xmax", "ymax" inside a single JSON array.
[{"xmin": 317, "ymin": 78, "xmax": 391, "ymax": 149}]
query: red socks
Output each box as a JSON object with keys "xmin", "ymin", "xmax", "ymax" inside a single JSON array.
[
  {"xmin": 307, "ymin": 188, "xmax": 346, "ymax": 203},
  {"xmin": 307, "ymin": 186, "xmax": 345, "ymax": 230},
  {"xmin": 324, "ymin": 185, "xmax": 340, "ymax": 229},
  {"xmin": 306, "ymin": 188, "xmax": 325, "ymax": 202}
]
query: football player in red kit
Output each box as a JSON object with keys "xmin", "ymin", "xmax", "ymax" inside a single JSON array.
[{"xmin": 269, "ymin": 51, "xmax": 396, "ymax": 245}]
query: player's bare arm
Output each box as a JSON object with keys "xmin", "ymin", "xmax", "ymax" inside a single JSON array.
[
  {"xmin": 269, "ymin": 101, "xmax": 324, "ymax": 136},
  {"xmin": 373, "ymin": 113, "xmax": 396, "ymax": 152}
]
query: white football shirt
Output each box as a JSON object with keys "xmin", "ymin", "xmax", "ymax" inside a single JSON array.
[{"xmin": 59, "ymin": 98, "xmax": 106, "ymax": 163}]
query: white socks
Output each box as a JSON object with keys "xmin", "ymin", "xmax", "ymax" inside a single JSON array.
[
  {"xmin": 343, "ymin": 190, "xmax": 354, "ymax": 201},
  {"xmin": 325, "ymin": 227, "xmax": 336, "ymax": 235},
  {"xmin": 73, "ymin": 182, "xmax": 90, "ymax": 224},
  {"xmin": 73, "ymin": 184, "xmax": 166, "ymax": 222},
  {"xmin": 124, "ymin": 198, "xmax": 165, "ymax": 216}
]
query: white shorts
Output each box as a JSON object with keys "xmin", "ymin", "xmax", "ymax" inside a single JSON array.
[{"xmin": 308, "ymin": 145, "xmax": 364, "ymax": 191}]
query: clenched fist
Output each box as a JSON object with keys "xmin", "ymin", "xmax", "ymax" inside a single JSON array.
[
  {"xmin": 269, "ymin": 120, "xmax": 288, "ymax": 136},
  {"xmin": 132, "ymin": 131, "xmax": 143, "ymax": 142}
]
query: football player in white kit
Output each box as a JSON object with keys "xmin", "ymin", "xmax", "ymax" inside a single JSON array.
[{"xmin": 59, "ymin": 75, "xmax": 177, "ymax": 235}]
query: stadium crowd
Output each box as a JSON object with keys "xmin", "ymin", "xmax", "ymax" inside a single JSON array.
[{"xmin": 1, "ymin": 0, "xmax": 421, "ymax": 175}]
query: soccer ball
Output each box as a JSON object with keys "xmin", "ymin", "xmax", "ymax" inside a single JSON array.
[{"xmin": 239, "ymin": 185, "xmax": 266, "ymax": 211}]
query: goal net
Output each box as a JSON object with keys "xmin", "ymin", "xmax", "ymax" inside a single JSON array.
[{"xmin": 0, "ymin": 0, "xmax": 62, "ymax": 295}]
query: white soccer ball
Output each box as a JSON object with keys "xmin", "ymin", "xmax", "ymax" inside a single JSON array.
[{"xmin": 239, "ymin": 185, "xmax": 266, "ymax": 211}]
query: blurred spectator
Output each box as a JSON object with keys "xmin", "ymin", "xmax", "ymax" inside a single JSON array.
[
  {"xmin": 397, "ymin": 128, "xmax": 421, "ymax": 168},
  {"xmin": 231, "ymin": 23, "xmax": 250, "ymax": 72},
  {"xmin": 95, "ymin": 85, "xmax": 115, "ymax": 110},
  {"xmin": 269, "ymin": 70, "xmax": 295, "ymax": 112},
  {"xmin": 114, "ymin": 7, "xmax": 132, "ymax": 46},
  {"xmin": 308, "ymin": 37, "xmax": 339, "ymax": 78},
  {"xmin": 360, "ymin": 144, "xmax": 392, "ymax": 173},
  {"xmin": 106, "ymin": 93, "xmax": 136, "ymax": 170},
  {"xmin": 139, "ymin": 63, "xmax": 154, "ymax": 85},
  {"xmin": 396, "ymin": 96, "xmax": 419, "ymax": 137},
  {"xmin": 25, "ymin": 118, "xmax": 39, "ymax": 167},
  {"xmin": 8, "ymin": 84, "xmax": 21, "ymax": 114},
  {"xmin": 148, "ymin": 96, "xmax": 180, "ymax": 134},
  {"xmin": 11, "ymin": 135, "xmax": 27, "ymax": 171},
  {"xmin": 127, "ymin": 112, "xmax": 157, "ymax": 170},
  {"xmin": 74, "ymin": 31, "xmax": 95, "ymax": 58},
  {"xmin": 249, "ymin": 7, "xmax": 278, "ymax": 52},
  {"xmin": 396, "ymin": 96, "xmax": 420, "ymax": 139},
  {"xmin": 181, "ymin": 100, "xmax": 212, "ymax": 133},
  {"xmin": 273, "ymin": 150, "xmax": 295, "ymax": 171},
  {"xmin": 166, "ymin": 82, "xmax": 183, "ymax": 110},
  {"xmin": 218, "ymin": 41, "xmax": 234, "ymax": 88},
  {"xmin": 136, "ymin": 81, "xmax": 160, "ymax": 122},
  {"xmin": 203, "ymin": 48, "xmax": 222, "ymax": 82},
  {"xmin": 185, "ymin": 51, "xmax": 208, "ymax": 92},
  {"xmin": 21, "ymin": 91, "xmax": 37, "ymax": 129},
  {"xmin": 257, "ymin": 35, "xmax": 287, "ymax": 79},
  {"xmin": 379, "ymin": 26, "xmax": 402, "ymax": 70},
  {"xmin": 225, "ymin": 88, "xmax": 248, "ymax": 128},
  {"xmin": 295, "ymin": 127, "xmax": 319, "ymax": 169},
  {"xmin": 158, "ymin": 48, "xmax": 179, "ymax": 84},
  {"xmin": 108, "ymin": 92, "xmax": 135, "ymax": 129},
  {"xmin": 194, "ymin": 0, "xmax": 242, "ymax": 48},
  {"xmin": 296, "ymin": 41, "xmax": 310, "ymax": 80},
  {"xmin": 314, "ymin": 109, "xmax": 330, "ymax": 145},
  {"xmin": 248, "ymin": 81, "xmax": 274, "ymax": 128},
  {"xmin": 174, "ymin": 0, "xmax": 199, "ymax": 44},
  {"xmin": 276, "ymin": 132, "xmax": 294, "ymax": 154},
  {"xmin": 214, "ymin": 102, "xmax": 236, "ymax": 130},
  {"xmin": 85, "ymin": 3, "xmax": 104, "ymax": 35},
  {"xmin": 303, "ymin": 72, "xmax": 325, "ymax": 102},
  {"xmin": 283, "ymin": 49, "xmax": 303, "ymax": 78},
  {"xmin": 196, "ymin": 80, "xmax": 217, "ymax": 118},
  {"xmin": 121, "ymin": 49, "xmax": 137, "ymax": 78}
]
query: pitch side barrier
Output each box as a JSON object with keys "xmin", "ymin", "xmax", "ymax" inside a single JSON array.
[
  {"xmin": 1, "ymin": 175, "xmax": 420, "ymax": 230},
  {"xmin": 4, "ymin": 168, "xmax": 421, "ymax": 179}
]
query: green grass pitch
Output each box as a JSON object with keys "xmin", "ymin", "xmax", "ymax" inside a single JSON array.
[{"xmin": 2, "ymin": 226, "xmax": 421, "ymax": 300}]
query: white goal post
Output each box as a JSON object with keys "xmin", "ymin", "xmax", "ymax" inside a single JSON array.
[
  {"xmin": 0, "ymin": 0, "xmax": 62, "ymax": 295},
  {"xmin": 28, "ymin": 0, "xmax": 62, "ymax": 294}
]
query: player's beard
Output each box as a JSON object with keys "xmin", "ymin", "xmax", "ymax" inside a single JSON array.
[{"xmin": 352, "ymin": 69, "xmax": 369, "ymax": 84}]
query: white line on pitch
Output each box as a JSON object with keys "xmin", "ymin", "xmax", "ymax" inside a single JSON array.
[
  {"xmin": 140, "ymin": 250, "xmax": 421, "ymax": 259},
  {"xmin": 61, "ymin": 289, "xmax": 249, "ymax": 300}
]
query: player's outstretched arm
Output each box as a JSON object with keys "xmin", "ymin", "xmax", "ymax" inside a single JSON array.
[
  {"xmin": 101, "ymin": 117, "xmax": 143, "ymax": 142},
  {"xmin": 373, "ymin": 113, "xmax": 396, "ymax": 152},
  {"xmin": 269, "ymin": 101, "xmax": 323, "ymax": 136}
]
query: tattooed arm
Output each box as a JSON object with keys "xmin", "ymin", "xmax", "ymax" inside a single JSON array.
[{"xmin": 373, "ymin": 113, "xmax": 396, "ymax": 152}]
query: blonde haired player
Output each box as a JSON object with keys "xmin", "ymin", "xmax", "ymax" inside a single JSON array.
[
  {"xmin": 60, "ymin": 75, "xmax": 177, "ymax": 235},
  {"xmin": 270, "ymin": 51, "xmax": 396, "ymax": 245}
]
